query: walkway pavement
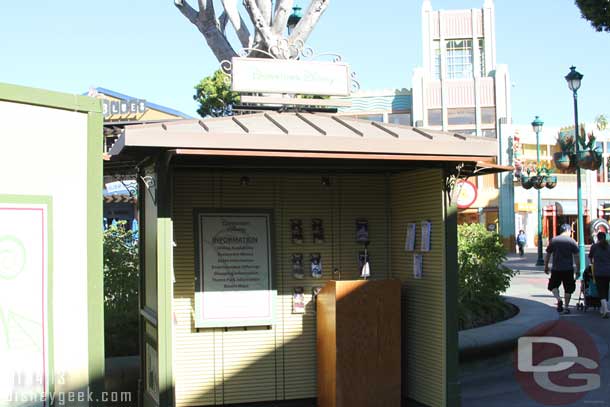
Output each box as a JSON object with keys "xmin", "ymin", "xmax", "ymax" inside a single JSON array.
[{"xmin": 460, "ymin": 251, "xmax": 610, "ymax": 406}]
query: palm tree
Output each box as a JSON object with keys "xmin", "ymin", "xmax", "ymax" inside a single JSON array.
[{"xmin": 595, "ymin": 114, "xmax": 608, "ymax": 131}]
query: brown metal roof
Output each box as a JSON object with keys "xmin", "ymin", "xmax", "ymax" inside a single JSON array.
[{"xmin": 109, "ymin": 112, "xmax": 509, "ymax": 174}]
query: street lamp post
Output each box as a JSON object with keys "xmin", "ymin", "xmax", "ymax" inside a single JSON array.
[
  {"xmin": 287, "ymin": 6, "xmax": 303, "ymax": 35},
  {"xmin": 532, "ymin": 116, "xmax": 545, "ymax": 266},
  {"xmin": 565, "ymin": 66, "xmax": 586, "ymax": 277}
]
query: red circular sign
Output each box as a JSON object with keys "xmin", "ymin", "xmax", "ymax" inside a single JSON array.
[
  {"xmin": 456, "ymin": 180, "xmax": 478, "ymax": 209},
  {"xmin": 513, "ymin": 319, "xmax": 600, "ymax": 405}
]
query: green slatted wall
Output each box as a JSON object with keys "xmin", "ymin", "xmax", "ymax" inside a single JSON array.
[
  {"xmin": 172, "ymin": 170, "xmax": 391, "ymax": 406},
  {"xmin": 390, "ymin": 169, "xmax": 446, "ymax": 407}
]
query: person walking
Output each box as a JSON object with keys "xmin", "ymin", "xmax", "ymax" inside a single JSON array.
[
  {"xmin": 588, "ymin": 231, "xmax": 610, "ymax": 318},
  {"xmin": 517, "ymin": 230, "xmax": 527, "ymax": 257},
  {"xmin": 544, "ymin": 224, "xmax": 580, "ymax": 314}
]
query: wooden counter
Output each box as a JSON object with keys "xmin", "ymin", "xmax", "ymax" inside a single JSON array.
[{"xmin": 317, "ymin": 279, "xmax": 401, "ymax": 407}]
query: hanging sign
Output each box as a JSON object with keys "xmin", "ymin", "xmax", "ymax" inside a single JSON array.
[
  {"xmin": 455, "ymin": 180, "xmax": 478, "ymax": 209},
  {"xmin": 231, "ymin": 57, "xmax": 351, "ymax": 96},
  {"xmin": 194, "ymin": 211, "xmax": 275, "ymax": 328}
]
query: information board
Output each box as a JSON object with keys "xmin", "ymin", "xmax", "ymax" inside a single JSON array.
[{"xmin": 194, "ymin": 211, "xmax": 275, "ymax": 328}]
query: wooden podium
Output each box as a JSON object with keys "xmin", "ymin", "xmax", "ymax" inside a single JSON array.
[{"xmin": 316, "ymin": 279, "xmax": 401, "ymax": 407}]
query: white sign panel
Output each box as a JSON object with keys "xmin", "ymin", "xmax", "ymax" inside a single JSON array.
[
  {"xmin": 231, "ymin": 57, "xmax": 351, "ymax": 96},
  {"xmin": 0, "ymin": 200, "xmax": 49, "ymax": 406},
  {"xmin": 195, "ymin": 211, "xmax": 275, "ymax": 328}
]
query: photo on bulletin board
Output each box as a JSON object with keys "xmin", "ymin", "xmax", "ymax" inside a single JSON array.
[
  {"xmin": 355, "ymin": 219, "xmax": 369, "ymax": 243},
  {"xmin": 413, "ymin": 254, "xmax": 423, "ymax": 279},
  {"xmin": 311, "ymin": 253, "xmax": 323, "ymax": 278},
  {"xmin": 312, "ymin": 286, "xmax": 323, "ymax": 313},
  {"xmin": 312, "ymin": 218, "xmax": 325, "ymax": 243},
  {"xmin": 421, "ymin": 221, "xmax": 431, "ymax": 252},
  {"xmin": 290, "ymin": 219, "xmax": 304, "ymax": 244},
  {"xmin": 292, "ymin": 287, "xmax": 305, "ymax": 314},
  {"xmin": 292, "ymin": 253, "xmax": 304, "ymax": 279},
  {"xmin": 405, "ymin": 223, "xmax": 416, "ymax": 252}
]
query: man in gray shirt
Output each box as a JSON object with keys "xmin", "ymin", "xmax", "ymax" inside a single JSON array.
[{"xmin": 544, "ymin": 224, "xmax": 580, "ymax": 314}]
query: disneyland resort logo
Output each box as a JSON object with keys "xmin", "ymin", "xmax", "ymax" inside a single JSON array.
[{"xmin": 514, "ymin": 320, "xmax": 601, "ymax": 405}]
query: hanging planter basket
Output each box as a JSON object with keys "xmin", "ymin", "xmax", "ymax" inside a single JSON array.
[
  {"xmin": 553, "ymin": 152, "xmax": 572, "ymax": 171},
  {"xmin": 591, "ymin": 151, "xmax": 603, "ymax": 170},
  {"xmin": 576, "ymin": 150, "xmax": 597, "ymax": 170},
  {"xmin": 546, "ymin": 175, "xmax": 558, "ymax": 189},
  {"xmin": 521, "ymin": 175, "xmax": 534, "ymax": 189},
  {"xmin": 532, "ymin": 175, "xmax": 547, "ymax": 190}
]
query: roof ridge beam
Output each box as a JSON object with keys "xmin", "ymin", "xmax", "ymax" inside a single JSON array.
[
  {"xmin": 296, "ymin": 112, "xmax": 327, "ymax": 135},
  {"xmin": 232, "ymin": 117, "xmax": 250, "ymax": 133},
  {"xmin": 331, "ymin": 116, "xmax": 364, "ymax": 137},
  {"xmin": 264, "ymin": 113, "xmax": 289, "ymax": 134},
  {"xmin": 412, "ymin": 127, "xmax": 434, "ymax": 140},
  {"xmin": 371, "ymin": 121, "xmax": 399, "ymax": 138}
]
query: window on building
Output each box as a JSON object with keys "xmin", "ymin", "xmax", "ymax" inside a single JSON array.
[
  {"xmin": 433, "ymin": 40, "xmax": 441, "ymax": 80},
  {"xmin": 446, "ymin": 39, "xmax": 473, "ymax": 79},
  {"xmin": 428, "ymin": 109, "xmax": 442, "ymax": 126},
  {"xmin": 479, "ymin": 38, "xmax": 486, "ymax": 76},
  {"xmin": 481, "ymin": 107, "xmax": 496, "ymax": 124},
  {"xmin": 388, "ymin": 113, "xmax": 411, "ymax": 126},
  {"xmin": 482, "ymin": 129, "xmax": 497, "ymax": 138},
  {"xmin": 356, "ymin": 114, "xmax": 384, "ymax": 122},
  {"xmin": 448, "ymin": 108, "xmax": 475, "ymax": 125}
]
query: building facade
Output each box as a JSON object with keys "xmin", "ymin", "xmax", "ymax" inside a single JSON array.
[
  {"xmin": 412, "ymin": 0, "xmax": 511, "ymax": 139},
  {"xmin": 501, "ymin": 122, "xmax": 610, "ymax": 248}
]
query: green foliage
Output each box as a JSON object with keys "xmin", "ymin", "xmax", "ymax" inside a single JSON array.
[
  {"xmin": 575, "ymin": 0, "xmax": 610, "ymax": 32},
  {"xmin": 104, "ymin": 221, "xmax": 139, "ymax": 357},
  {"xmin": 457, "ymin": 224, "xmax": 517, "ymax": 330},
  {"xmin": 194, "ymin": 70, "xmax": 240, "ymax": 118},
  {"xmin": 595, "ymin": 114, "xmax": 608, "ymax": 131},
  {"xmin": 558, "ymin": 133, "xmax": 576, "ymax": 153}
]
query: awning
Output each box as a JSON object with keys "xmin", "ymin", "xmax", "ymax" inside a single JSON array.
[{"xmin": 109, "ymin": 112, "xmax": 511, "ymax": 174}]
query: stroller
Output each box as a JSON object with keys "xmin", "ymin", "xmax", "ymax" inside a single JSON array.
[{"xmin": 576, "ymin": 265, "xmax": 601, "ymax": 311}]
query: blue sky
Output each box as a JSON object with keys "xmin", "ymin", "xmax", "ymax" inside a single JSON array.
[{"xmin": 1, "ymin": 0, "xmax": 608, "ymax": 126}]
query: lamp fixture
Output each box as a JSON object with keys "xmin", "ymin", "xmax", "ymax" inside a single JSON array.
[{"xmin": 287, "ymin": 5, "xmax": 303, "ymax": 35}]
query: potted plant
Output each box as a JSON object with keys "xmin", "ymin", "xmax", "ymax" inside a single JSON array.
[
  {"xmin": 553, "ymin": 133, "xmax": 575, "ymax": 172},
  {"xmin": 520, "ymin": 164, "xmax": 536, "ymax": 189},
  {"xmin": 576, "ymin": 132, "xmax": 597, "ymax": 170},
  {"xmin": 521, "ymin": 175, "xmax": 534, "ymax": 189},
  {"xmin": 546, "ymin": 175, "xmax": 558, "ymax": 189}
]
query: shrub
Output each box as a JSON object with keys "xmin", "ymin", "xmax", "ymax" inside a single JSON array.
[
  {"xmin": 104, "ymin": 221, "xmax": 139, "ymax": 357},
  {"xmin": 457, "ymin": 223, "xmax": 517, "ymax": 330}
]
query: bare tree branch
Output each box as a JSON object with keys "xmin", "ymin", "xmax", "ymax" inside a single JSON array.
[
  {"xmin": 256, "ymin": 0, "xmax": 273, "ymax": 26},
  {"xmin": 175, "ymin": 0, "xmax": 199, "ymax": 24},
  {"xmin": 289, "ymin": 0, "xmax": 330, "ymax": 46},
  {"xmin": 219, "ymin": 11, "xmax": 229, "ymax": 34},
  {"xmin": 271, "ymin": 0, "xmax": 293, "ymax": 35},
  {"xmin": 221, "ymin": 0, "xmax": 251, "ymax": 49},
  {"xmin": 243, "ymin": 0, "xmax": 278, "ymax": 51},
  {"xmin": 175, "ymin": 0, "xmax": 237, "ymax": 62}
]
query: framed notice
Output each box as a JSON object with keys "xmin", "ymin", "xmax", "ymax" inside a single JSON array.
[
  {"xmin": 194, "ymin": 210, "xmax": 275, "ymax": 328},
  {"xmin": 0, "ymin": 196, "xmax": 51, "ymax": 406}
]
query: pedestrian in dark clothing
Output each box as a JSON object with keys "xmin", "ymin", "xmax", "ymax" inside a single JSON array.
[
  {"xmin": 544, "ymin": 224, "xmax": 580, "ymax": 314},
  {"xmin": 517, "ymin": 230, "xmax": 527, "ymax": 257},
  {"xmin": 588, "ymin": 231, "xmax": 610, "ymax": 318}
]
